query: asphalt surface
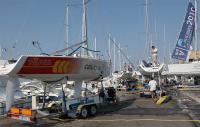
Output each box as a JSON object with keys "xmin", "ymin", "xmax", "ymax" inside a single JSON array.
[{"xmin": 0, "ymin": 90, "xmax": 200, "ymax": 127}]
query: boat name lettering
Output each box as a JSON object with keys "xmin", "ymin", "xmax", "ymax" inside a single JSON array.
[
  {"xmin": 27, "ymin": 58, "xmax": 52, "ymax": 66},
  {"xmin": 84, "ymin": 64, "xmax": 101, "ymax": 70}
]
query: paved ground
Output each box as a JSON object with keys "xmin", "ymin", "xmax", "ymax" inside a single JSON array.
[{"xmin": 0, "ymin": 91, "xmax": 200, "ymax": 127}]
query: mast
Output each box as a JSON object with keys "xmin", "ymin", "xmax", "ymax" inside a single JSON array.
[
  {"xmin": 113, "ymin": 38, "xmax": 116, "ymax": 71},
  {"xmin": 144, "ymin": 0, "xmax": 149, "ymax": 59},
  {"xmin": 0, "ymin": 45, "xmax": 1, "ymax": 59},
  {"xmin": 81, "ymin": 0, "xmax": 88, "ymax": 56},
  {"xmin": 163, "ymin": 24, "xmax": 166, "ymax": 63},
  {"xmin": 108, "ymin": 34, "xmax": 112, "ymax": 76},
  {"xmin": 195, "ymin": 0, "xmax": 197, "ymax": 60},
  {"xmin": 118, "ymin": 43, "xmax": 121, "ymax": 71},
  {"xmin": 65, "ymin": 4, "xmax": 69, "ymax": 55},
  {"xmin": 108, "ymin": 33, "xmax": 111, "ymax": 61},
  {"xmin": 154, "ymin": 19, "xmax": 157, "ymax": 41},
  {"xmin": 94, "ymin": 37, "xmax": 97, "ymax": 58}
]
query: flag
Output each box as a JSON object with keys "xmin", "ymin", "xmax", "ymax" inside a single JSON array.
[{"xmin": 171, "ymin": 2, "xmax": 195, "ymax": 61}]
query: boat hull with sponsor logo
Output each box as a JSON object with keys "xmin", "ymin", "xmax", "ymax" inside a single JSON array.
[{"xmin": 0, "ymin": 55, "xmax": 110, "ymax": 82}]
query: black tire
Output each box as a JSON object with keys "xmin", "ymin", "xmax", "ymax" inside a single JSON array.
[
  {"xmin": 80, "ymin": 107, "xmax": 88, "ymax": 118},
  {"xmin": 49, "ymin": 103, "xmax": 61, "ymax": 113},
  {"xmin": 89, "ymin": 105, "xmax": 97, "ymax": 116},
  {"xmin": 140, "ymin": 92, "xmax": 144, "ymax": 97},
  {"xmin": 48, "ymin": 104, "xmax": 56, "ymax": 114}
]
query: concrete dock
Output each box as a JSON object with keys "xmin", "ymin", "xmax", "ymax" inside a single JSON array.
[{"xmin": 0, "ymin": 90, "xmax": 200, "ymax": 127}]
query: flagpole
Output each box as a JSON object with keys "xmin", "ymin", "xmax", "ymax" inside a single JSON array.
[
  {"xmin": 194, "ymin": 0, "xmax": 197, "ymax": 60},
  {"xmin": 0, "ymin": 45, "xmax": 2, "ymax": 59}
]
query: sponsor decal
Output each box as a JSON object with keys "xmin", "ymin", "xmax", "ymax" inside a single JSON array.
[
  {"xmin": 52, "ymin": 60, "xmax": 71, "ymax": 73},
  {"xmin": 17, "ymin": 57, "xmax": 81, "ymax": 74},
  {"xmin": 172, "ymin": 2, "xmax": 195, "ymax": 61}
]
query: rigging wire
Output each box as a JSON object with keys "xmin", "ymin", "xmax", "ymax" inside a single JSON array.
[{"xmin": 108, "ymin": 34, "xmax": 134, "ymax": 69}]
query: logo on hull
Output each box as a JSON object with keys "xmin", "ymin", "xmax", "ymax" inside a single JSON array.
[{"xmin": 52, "ymin": 60, "xmax": 71, "ymax": 73}]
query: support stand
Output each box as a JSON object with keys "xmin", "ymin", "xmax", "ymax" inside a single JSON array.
[
  {"xmin": 42, "ymin": 83, "xmax": 47, "ymax": 109},
  {"xmin": 61, "ymin": 83, "xmax": 67, "ymax": 113},
  {"xmin": 59, "ymin": 77, "xmax": 68, "ymax": 119}
]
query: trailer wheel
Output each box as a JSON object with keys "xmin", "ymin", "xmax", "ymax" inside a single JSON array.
[
  {"xmin": 89, "ymin": 105, "xmax": 97, "ymax": 116},
  {"xmin": 140, "ymin": 92, "xmax": 144, "ymax": 97},
  {"xmin": 80, "ymin": 107, "xmax": 88, "ymax": 118}
]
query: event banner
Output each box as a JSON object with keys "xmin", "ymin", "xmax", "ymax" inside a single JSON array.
[{"xmin": 172, "ymin": 2, "xmax": 195, "ymax": 61}]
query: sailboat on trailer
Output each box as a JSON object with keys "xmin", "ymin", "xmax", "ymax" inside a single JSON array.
[{"xmin": 0, "ymin": 0, "xmax": 111, "ymax": 111}]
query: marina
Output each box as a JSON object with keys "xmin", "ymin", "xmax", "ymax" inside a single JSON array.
[{"xmin": 0, "ymin": 0, "xmax": 200, "ymax": 127}]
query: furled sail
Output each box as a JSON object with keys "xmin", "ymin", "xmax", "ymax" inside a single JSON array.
[{"xmin": 172, "ymin": 2, "xmax": 195, "ymax": 61}]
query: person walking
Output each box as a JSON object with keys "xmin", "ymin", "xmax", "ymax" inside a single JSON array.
[{"xmin": 148, "ymin": 77, "xmax": 158, "ymax": 101}]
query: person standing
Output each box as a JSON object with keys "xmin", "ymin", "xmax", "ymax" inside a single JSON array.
[
  {"xmin": 148, "ymin": 77, "xmax": 158, "ymax": 100},
  {"xmin": 151, "ymin": 45, "xmax": 158, "ymax": 66}
]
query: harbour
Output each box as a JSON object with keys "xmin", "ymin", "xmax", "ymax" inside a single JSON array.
[{"xmin": 0, "ymin": 0, "xmax": 200, "ymax": 126}]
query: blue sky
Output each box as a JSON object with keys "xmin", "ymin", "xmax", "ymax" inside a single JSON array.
[{"xmin": 0, "ymin": 0, "xmax": 198, "ymax": 66}]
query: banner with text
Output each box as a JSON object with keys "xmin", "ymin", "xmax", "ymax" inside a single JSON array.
[{"xmin": 172, "ymin": 2, "xmax": 195, "ymax": 61}]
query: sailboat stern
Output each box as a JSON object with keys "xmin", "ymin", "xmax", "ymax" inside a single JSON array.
[{"xmin": 138, "ymin": 63, "xmax": 164, "ymax": 76}]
